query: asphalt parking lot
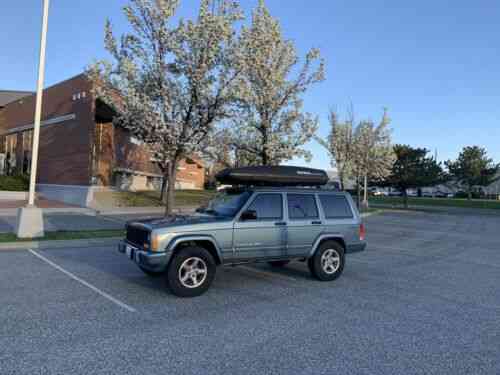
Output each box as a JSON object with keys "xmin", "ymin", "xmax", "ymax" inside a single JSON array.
[{"xmin": 1, "ymin": 211, "xmax": 499, "ymax": 374}]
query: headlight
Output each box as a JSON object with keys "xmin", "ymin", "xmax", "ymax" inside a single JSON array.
[{"xmin": 150, "ymin": 232, "xmax": 176, "ymax": 252}]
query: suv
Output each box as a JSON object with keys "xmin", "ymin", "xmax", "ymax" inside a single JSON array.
[{"xmin": 119, "ymin": 188, "xmax": 366, "ymax": 297}]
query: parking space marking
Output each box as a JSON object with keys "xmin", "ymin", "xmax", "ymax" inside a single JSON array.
[{"xmin": 28, "ymin": 249, "xmax": 136, "ymax": 313}]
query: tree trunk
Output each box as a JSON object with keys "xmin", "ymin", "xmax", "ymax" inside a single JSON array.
[
  {"xmin": 160, "ymin": 173, "xmax": 168, "ymax": 204},
  {"xmin": 362, "ymin": 174, "xmax": 369, "ymax": 209},
  {"xmin": 165, "ymin": 161, "xmax": 178, "ymax": 216},
  {"xmin": 356, "ymin": 176, "xmax": 361, "ymax": 209},
  {"xmin": 262, "ymin": 151, "xmax": 268, "ymax": 166},
  {"xmin": 338, "ymin": 170, "xmax": 345, "ymax": 191},
  {"xmin": 261, "ymin": 122, "xmax": 269, "ymax": 166}
]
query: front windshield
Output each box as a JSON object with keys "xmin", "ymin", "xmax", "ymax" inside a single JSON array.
[{"xmin": 202, "ymin": 190, "xmax": 251, "ymax": 218}]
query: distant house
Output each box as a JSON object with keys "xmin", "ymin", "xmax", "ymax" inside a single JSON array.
[
  {"xmin": 0, "ymin": 74, "xmax": 205, "ymax": 206},
  {"xmin": 483, "ymin": 172, "xmax": 500, "ymax": 197}
]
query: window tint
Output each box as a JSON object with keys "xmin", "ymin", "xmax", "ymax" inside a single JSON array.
[
  {"xmin": 246, "ymin": 194, "xmax": 282, "ymax": 220},
  {"xmin": 319, "ymin": 195, "xmax": 353, "ymax": 219},
  {"xmin": 287, "ymin": 194, "xmax": 319, "ymax": 219}
]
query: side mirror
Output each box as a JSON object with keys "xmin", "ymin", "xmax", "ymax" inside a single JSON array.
[{"xmin": 240, "ymin": 210, "xmax": 257, "ymax": 221}]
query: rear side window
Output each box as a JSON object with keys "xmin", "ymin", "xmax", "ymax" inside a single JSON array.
[
  {"xmin": 287, "ymin": 194, "xmax": 319, "ymax": 219},
  {"xmin": 319, "ymin": 195, "xmax": 354, "ymax": 219},
  {"xmin": 246, "ymin": 194, "xmax": 283, "ymax": 220}
]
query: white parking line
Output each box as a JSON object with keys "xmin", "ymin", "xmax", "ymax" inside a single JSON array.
[{"xmin": 28, "ymin": 249, "xmax": 136, "ymax": 313}]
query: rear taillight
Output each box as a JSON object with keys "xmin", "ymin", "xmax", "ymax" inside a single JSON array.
[{"xmin": 359, "ymin": 223, "xmax": 366, "ymax": 241}]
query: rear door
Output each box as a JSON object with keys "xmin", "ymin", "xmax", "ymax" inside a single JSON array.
[
  {"xmin": 285, "ymin": 193, "xmax": 324, "ymax": 257},
  {"xmin": 317, "ymin": 193, "xmax": 359, "ymax": 245},
  {"xmin": 233, "ymin": 193, "xmax": 286, "ymax": 261}
]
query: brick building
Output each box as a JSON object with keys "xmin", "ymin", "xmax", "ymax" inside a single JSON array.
[{"xmin": 0, "ymin": 74, "xmax": 205, "ymax": 206}]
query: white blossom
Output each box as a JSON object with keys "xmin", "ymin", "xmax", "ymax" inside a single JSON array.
[
  {"xmin": 227, "ymin": 0, "xmax": 325, "ymax": 165},
  {"xmin": 87, "ymin": 0, "xmax": 243, "ymax": 213},
  {"xmin": 318, "ymin": 107, "xmax": 395, "ymax": 194}
]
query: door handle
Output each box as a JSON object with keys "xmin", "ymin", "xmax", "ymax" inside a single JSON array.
[
  {"xmin": 311, "ymin": 221, "xmax": 322, "ymax": 225},
  {"xmin": 275, "ymin": 222, "xmax": 287, "ymax": 226}
]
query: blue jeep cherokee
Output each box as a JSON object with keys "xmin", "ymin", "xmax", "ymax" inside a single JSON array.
[{"xmin": 119, "ymin": 167, "xmax": 366, "ymax": 297}]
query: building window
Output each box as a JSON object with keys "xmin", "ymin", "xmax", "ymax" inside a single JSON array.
[
  {"xmin": 22, "ymin": 130, "xmax": 33, "ymax": 174},
  {"xmin": 4, "ymin": 134, "xmax": 17, "ymax": 175}
]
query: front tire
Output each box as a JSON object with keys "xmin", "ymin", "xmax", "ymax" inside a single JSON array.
[
  {"xmin": 308, "ymin": 241, "xmax": 345, "ymax": 281},
  {"xmin": 166, "ymin": 246, "xmax": 216, "ymax": 297}
]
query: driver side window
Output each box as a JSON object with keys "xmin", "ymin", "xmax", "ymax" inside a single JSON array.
[{"xmin": 244, "ymin": 194, "xmax": 283, "ymax": 221}]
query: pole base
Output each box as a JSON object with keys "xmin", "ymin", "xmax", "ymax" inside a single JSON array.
[
  {"xmin": 16, "ymin": 206, "xmax": 44, "ymax": 239},
  {"xmin": 361, "ymin": 200, "xmax": 370, "ymax": 210}
]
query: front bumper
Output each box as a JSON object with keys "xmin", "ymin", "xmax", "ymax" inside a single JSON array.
[{"xmin": 118, "ymin": 241, "xmax": 170, "ymax": 272}]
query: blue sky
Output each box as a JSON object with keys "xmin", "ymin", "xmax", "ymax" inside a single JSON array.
[{"xmin": 1, "ymin": 0, "xmax": 499, "ymax": 169}]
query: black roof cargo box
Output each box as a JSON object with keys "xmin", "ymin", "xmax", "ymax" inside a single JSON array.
[{"xmin": 215, "ymin": 166, "xmax": 329, "ymax": 187}]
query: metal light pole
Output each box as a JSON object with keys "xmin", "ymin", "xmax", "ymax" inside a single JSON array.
[
  {"xmin": 28, "ymin": 0, "xmax": 50, "ymax": 206},
  {"xmin": 16, "ymin": 0, "xmax": 49, "ymax": 238}
]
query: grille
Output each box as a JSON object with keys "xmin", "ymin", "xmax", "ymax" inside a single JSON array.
[{"xmin": 126, "ymin": 225, "xmax": 150, "ymax": 247}]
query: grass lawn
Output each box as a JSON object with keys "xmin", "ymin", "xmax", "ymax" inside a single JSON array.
[
  {"xmin": 0, "ymin": 230, "xmax": 125, "ymax": 243},
  {"xmin": 94, "ymin": 190, "xmax": 217, "ymax": 208},
  {"xmin": 370, "ymin": 196, "xmax": 500, "ymax": 210}
]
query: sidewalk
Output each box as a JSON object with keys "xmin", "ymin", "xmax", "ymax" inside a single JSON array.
[{"xmin": 0, "ymin": 197, "xmax": 95, "ymax": 217}]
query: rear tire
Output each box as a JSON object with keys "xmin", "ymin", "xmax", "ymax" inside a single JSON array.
[
  {"xmin": 268, "ymin": 260, "xmax": 291, "ymax": 268},
  {"xmin": 308, "ymin": 241, "xmax": 345, "ymax": 281},
  {"xmin": 166, "ymin": 246, "xmax": 216, "ymax": 297}
]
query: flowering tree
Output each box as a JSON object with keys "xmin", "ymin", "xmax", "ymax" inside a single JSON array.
[
  {"xmin": 87, "ymin": 0, "xmax": 243, "ymax": 214},
  {"xmin": 316, "ymin": 109, "xmax": 355, "ymax": 190},
  {"xmin": 318, "ymin": 108, "xmax": 395, "ymax": 207},
  {"xmin": 352, "ymin": 109, "xmax": 395, "ymax": 207},
  {"xmin": 228, "ymin": 0, "xmax": 325, "ymax": 165}
]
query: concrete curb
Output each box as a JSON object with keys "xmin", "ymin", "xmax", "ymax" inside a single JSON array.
[{"xmin": 0, "ymin": 237, "xmax": 121, "ymax": 251}]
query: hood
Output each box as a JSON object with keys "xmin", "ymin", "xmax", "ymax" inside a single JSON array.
[{"xmin": 127, "ymin": 213, "xmax": 230, "ymax": 230}]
